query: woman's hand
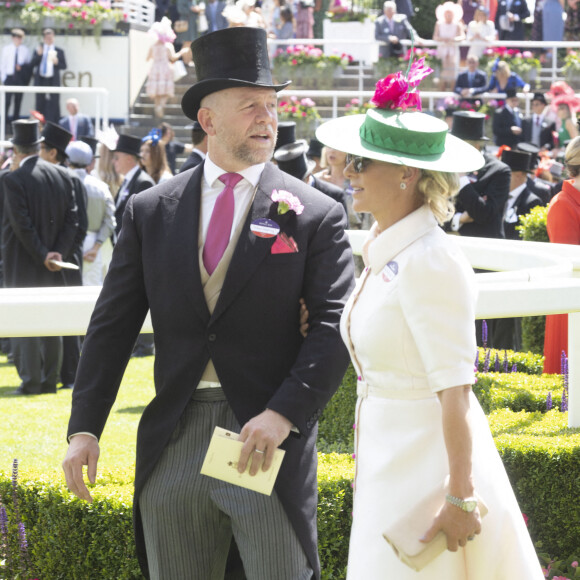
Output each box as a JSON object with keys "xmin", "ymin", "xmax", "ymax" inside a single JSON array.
[{"xmin": 421, "ymin": 501, "xmax": 482, "ymax": 551}]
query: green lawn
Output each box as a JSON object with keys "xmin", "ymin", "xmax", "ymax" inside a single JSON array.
[{"xmin": 0, "ymin": 353, "xmax": 156, "ymax": 480}]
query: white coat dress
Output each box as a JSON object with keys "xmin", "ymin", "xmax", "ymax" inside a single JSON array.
[{"xmin": 341, "ymin": 204, "xmax": 544, "ymax": 579}]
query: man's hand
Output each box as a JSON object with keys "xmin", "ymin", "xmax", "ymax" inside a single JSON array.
[
  {"xmin": 511, "ymin": 126, "xmax": 522, "ymax": 135},
  {"xmin": 459, "ymin": 211, "xmax": 474, "ymax": 225},
  {"xmin": 237, "ymin": 409, "xmax": 292, "ymax": 476},
  {"xmin": 388, "ymin": 35, "xmax": 399, "ymax": 44},
  {"xmin": 62, "ymin": 434, "xmax": 100, "ymax": 502},
  {"xmin": 44, "ymin": 251, "xmax": 63, "ymax": 271}
]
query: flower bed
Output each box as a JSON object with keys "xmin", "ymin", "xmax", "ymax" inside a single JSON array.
[
  {"xmin": 0, "ymin": 0, "xmax": 124, "ymax": 39},
  {"xmin": 272, "ymin": 45, "xmax": 353, "ymax": 90},
  {"xmin": 278, "ymin": 96, "xmax": 321, "ymax": 139}
]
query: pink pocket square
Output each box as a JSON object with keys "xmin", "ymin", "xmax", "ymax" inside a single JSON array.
[{"xmin": 271, "ymin": 233, "xmax": 299, "ymax": 254}]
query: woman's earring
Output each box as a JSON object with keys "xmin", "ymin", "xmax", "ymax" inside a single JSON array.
[{"xmin": 400, "ymin": 182, "xmax": 407, "ymax": 190}]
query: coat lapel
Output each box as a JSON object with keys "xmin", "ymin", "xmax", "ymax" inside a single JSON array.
[
  {"xmin": 211, "ymin": 164, "xmax": 291, "ymax": 323},
  {"xmin": 162, "ymin": 163, "xmax": 210, "ymax": 324}
]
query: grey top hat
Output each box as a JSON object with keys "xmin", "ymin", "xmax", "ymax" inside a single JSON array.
[
  {"xmin": 181, "ymin": 27, "xmax": 291, "ymax": 121},
  {"xmin": 450, "ymin": 111, "xmax": 489, "ymax": 141},
  {"xmin": 274, "ymin": 141, "xmax": 316, "ymax": 180},
  {"xmin": 10, "ymin": 120, "xmax": 44, "ymax": 146}
]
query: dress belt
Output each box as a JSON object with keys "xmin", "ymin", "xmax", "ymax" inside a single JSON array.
[
  {"xmin": 192, "ymin": 384, "xmax": 227, "ymax": 402},
  {"xmin": 357, "ymin": 380, "xmax": 434, "ymax": 401}
]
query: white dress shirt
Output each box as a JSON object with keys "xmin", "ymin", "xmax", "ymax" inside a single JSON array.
[
  {"xmin": 0, "ymin": 42, "xmax": 30, "ymax": 82},
  {"xmin": 40, "ymin": 43, "xmax": 55, "ymax": 78}
]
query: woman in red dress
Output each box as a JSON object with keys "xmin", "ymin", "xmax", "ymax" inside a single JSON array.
[{"xmin": 544, "ymin": 137, "xmax": 580, "ymax": 373}]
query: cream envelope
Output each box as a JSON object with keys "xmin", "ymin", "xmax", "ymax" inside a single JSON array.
[{"xmin": 200, "ymin": 427, "xmax": 285, "ymax": 496}]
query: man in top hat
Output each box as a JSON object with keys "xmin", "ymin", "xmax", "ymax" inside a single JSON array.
[
  {"xmin": 30, "ymin": 28, "xmax": 67, "ymax": 124},
  {"xmin": 493, "ymin": 88, "xmax": 524, "ymax": 148},
  {"xmin": 496, "ymin": 148, "xmax": 543, "ymax": 351},
  {"xmin": 274, "ymin": 121, "xmax": 299, "ymax": 152},
  {"xmin": 447, "ymin": 111, "xmax": 511, "ymax": 240},
  {"xmin": 112, "ymin": 134, "xmax": 155, "ymax": 238},
  {"xmin": 62, "ymin": 26, "xmax": 354, "ymax": 579},
  {"xmin": 66, "ymin": 141, "xmax": 116, "ymax": 286},
  {"xmin": 111, "ymin": 133, "xmax": 156, "ymax": 358},
  {"xmin": 306, "ymin": 137, "xmax": 323, "ymax": 174},
  {"xmin": 1, "ymin": 28, "xmax": 31, "ymax": 122},
  {"xmin": 39, "ymin": 121, "xmax": 88, "ymax": 390},
  {"xmin": 178, "ymin": 121, "xmax": 208, "ymax": 173},
  {"xmin": 516, "ymin": 141, "xmax": 553, "ymax": 204},
  {"xmin": 521, "ymin": 92, "xmax": 556, "ymax": 150},
  {"xmin": 274, "ymin": 140, "xmax": 348, "ymax": 216},
  {"xmin": 1, "ymin": 120, "xmax": 78, "ymax": 395}
]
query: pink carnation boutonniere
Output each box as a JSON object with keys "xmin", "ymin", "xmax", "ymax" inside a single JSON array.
[
  {"xmin": 371, "ymin": 57, "xmax": 433, "ymax": 112},
  {"xmin": 271, "ymin": 189, "xmax": 304, "ymax": 216}
]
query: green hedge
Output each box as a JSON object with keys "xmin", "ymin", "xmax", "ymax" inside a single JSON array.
[
  {"xmin": 475, "ymin": 347, "xmax": 544, "ymax": 375},
  {"xmin": 0, "ymin": 458, "xmax": 355, "ymax": 580},
  {"xmin": 3, "ymin": 410, "xmax": 580, "ymax": 577},
  {"xmin": 474, "ymin": 372, "xmax": 564, "ymax": 414}
]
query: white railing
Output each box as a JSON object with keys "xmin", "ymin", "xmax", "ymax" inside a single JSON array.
[
  {"xmin": 111, "ymin": 0, "xmax": 155, "ymax": 27},
  {"xmin": 1, "ymin": 235, "xmax": 580, "ymax": 427},
  {"xmin": 0, "ymin": 86, "xmax": 109, "ymax": 153}
]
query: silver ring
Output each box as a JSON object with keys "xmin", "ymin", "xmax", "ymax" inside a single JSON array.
[{"xmin": 254, "ymin": 449, "xmax": 265, "ymax": 454}]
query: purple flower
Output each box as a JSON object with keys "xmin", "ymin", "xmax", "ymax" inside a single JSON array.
[
  {"xmin": 546, "ymin": 391, "xmax": 552, "ymax": 410},
  {"xmin": 503, "ymin": 350, "xmax": 508, "ymax": 373},
  {"xmin": 494, "ymin": 353, "xmax": 500, "ymax": 372},
  {"xmin": 482, "ymin": 320, "xmax": 488, "ymax": 348},
  {"xmin": 511, "ymin": 363, "xmax": 517, "ymax": 373},
  {"xmin": 562, "ymin": 388, "xmax": 568, "ymax": 412},
  {"xmin": 18, "ymin": 522, "xmax": 27, "ymax": 552},
  {"xmin": 474, "ymin": 349, "xmax": 480, "ymax": 370},
  {"xmin": 0, "ymin": 505, "xmax": 8, "ymax": 537},
  {"xmin": 483, "ymin": 349, "xmax": 491, "ymax": 373}
]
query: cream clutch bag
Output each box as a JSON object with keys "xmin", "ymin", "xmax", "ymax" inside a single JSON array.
[{"xmin": 382, "ymin": 480, "xmax": 488, "ymax": 572}]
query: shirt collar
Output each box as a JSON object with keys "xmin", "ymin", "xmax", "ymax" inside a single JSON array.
[
  {"xmin": 368, "ymin": 204, "xmax": 438, "ymax": 274},
  {"xmin": 508, "ymin": 182, "xmax": 526, "ymax": 202},
  {"xmin": 193, "ymin": 148, "xmax": 206, "ymax": 160},
  {"xmin": 123, "ymin": 164, "xmax": 140, "ymax": 184},
  {"xmin": 204, "ymin": 154, "xmax": 265, "ymax": 189}
]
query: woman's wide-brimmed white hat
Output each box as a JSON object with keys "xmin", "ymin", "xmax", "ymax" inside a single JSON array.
[
  {"xmin": 316, "ymin": 108, "xmax": 484, "ymax": 173},
  {"xmin": 435, "ymin": 1, "xmax": 463, "ymax": 22}
]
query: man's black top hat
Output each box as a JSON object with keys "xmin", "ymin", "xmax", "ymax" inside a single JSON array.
[
  {"xmin": 450, "ymin": 111, "xmax": 489, "ymax": 141},
  {"xmin": 114, "ymin": 134, "xmax": 142, "ymax": 158},
  {"xmin": 80, "ymin": 136, "xmax": 100, "ymax": 157},
  {"xmin": 274, "ymin": 142, "xmax": 315, "ymax": 181},
  {"xmin": 41, "ymin": 121, "xmax": 72, "ymax": 154},
  {"xmin": 276, "ymin": 122, "xmax": 297, "ymax": 151},
  {"xmin": 307, "ymin": 137, "xmax": 323, "ymax": 159},
  {"xmin": 501, "ymin": 149, "xmax": 532, "ymax": 173},
  {"xmin": 505, "ymin": 88, "xmax": 517, "ymax": 99},
  {"xmin": 516, "ymin": 142, "xmax": 540, "ymax": 168},
  {"xmin": 10, "ymin": 120, "xmax": 44, "ymax": 146},
  {"xmin": 532, "ymin": 92, "xmax": 547, "ymax": 106},
  {"xmin": 181, "ymin": 27, "xmax": 291, "ymax": 121}
]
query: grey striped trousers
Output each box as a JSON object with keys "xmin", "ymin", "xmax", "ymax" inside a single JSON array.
[{"xmin": 139, "ymin": 388, "xmax": 313, "ymax": 580}]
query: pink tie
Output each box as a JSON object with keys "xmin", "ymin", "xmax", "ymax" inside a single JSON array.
[{"xmin": 203, "ymin": 172, "xmax": 243, "ymax": 275}]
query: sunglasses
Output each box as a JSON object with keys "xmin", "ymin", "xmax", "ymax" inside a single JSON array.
[{"xmin": 346, "ymin": 154, "xmax": 372, "ymax": 173}]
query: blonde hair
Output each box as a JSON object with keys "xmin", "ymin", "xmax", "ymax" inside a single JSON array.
[
  {"xmin": 565, "ymin": 136, "xmax": 580, "ymax": 177},
  {"xmin": 95, "ymin": 144, "xmax": 122, "ymax": 197},
  {"xmin": 496, "ymin": 61, "xmax": 511, "ymax": 79},
  {"xmin": 416, "ymin": 169, "xmax": 459, "ymax": 224}
]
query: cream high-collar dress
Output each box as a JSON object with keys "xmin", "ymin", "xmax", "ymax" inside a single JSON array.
[{"xmin": 341, "ymin": 204, "xmax": 544, "ymax": 579}]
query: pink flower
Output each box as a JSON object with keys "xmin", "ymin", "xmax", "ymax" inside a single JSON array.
[
  {"xmin": 68, "ymin": 22, "xmax": 74, "ymax": 28},
  {"xmin": 522, "ymin": 512, "xmax": 529, "ymax": 526},
  {"xmin": 291, "ymin": 59, "xmax": 298, "ymax": 65},
  {"xmin": 300, "ymin": 97, "xmax": 315, "ymax": 107},
  {"xmin": 81, "ymin": 10, "xmax": 87, "ymax": 18},
  {"xmin": 572, "ymin": 561, "xmax": 578, "ymax": 568},
  {"xmin": 350, "ymin": 98, "xmax": 360, "ymax": 105},
  {"xmin": 399, "ymin": 91, "xmax": 422, "ymax": 111},
  {"xmin": 522, "ymin": 50, "xmax": 533, "ymax": 58},
  {"xmin": 407, "ymin": 57, "xmax": 433, "ymax": 87},
  {"xmin": 271, "ymin": 189, "xmax": 304, "ymax": 215},
  {"xmin": 90, "ymin": 17, "xmax": 96, "ymax": 23},
  {"xmin": 371, "ymin": 72, "xmax": 409, "ymax": 109}
]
